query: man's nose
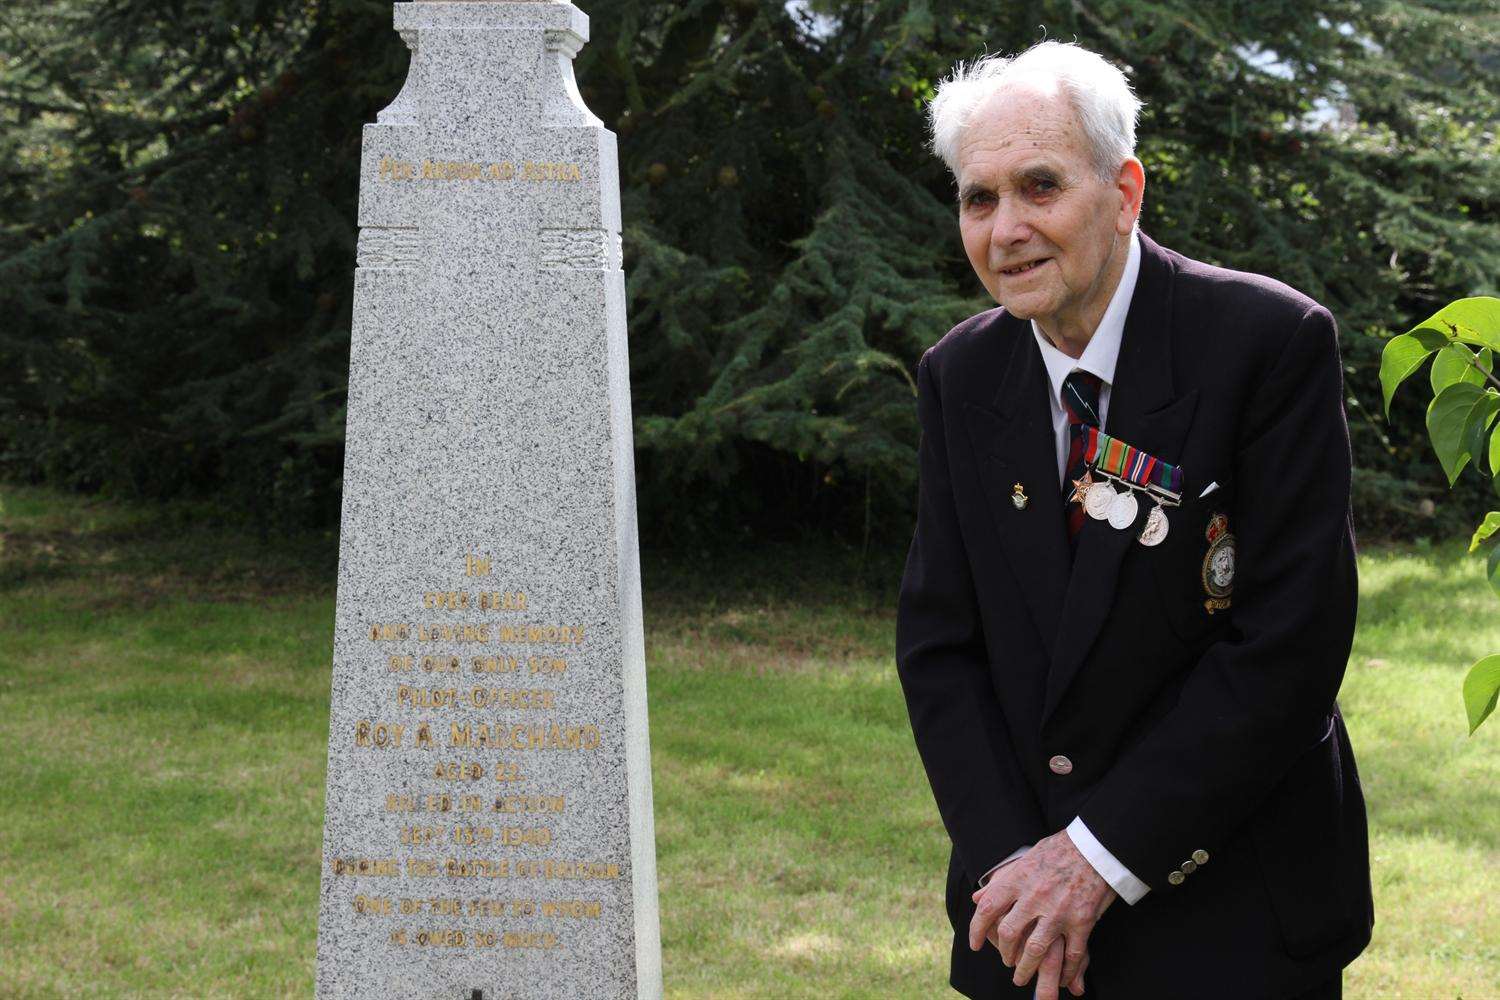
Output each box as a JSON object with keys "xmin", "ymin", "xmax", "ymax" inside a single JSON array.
[{"xmin": 989, "ymin": 198, "xmax": 1033, "ymax": 250}]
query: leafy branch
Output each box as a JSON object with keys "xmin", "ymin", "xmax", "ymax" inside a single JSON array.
[{"xmin": 1379, "ymin": 296, "xmax": 1500, "ymax": 734}]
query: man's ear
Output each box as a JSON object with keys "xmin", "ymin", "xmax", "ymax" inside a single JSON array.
[{"xmin": 1115, "ymin": 157, "xmax": 1145, "ymax": 235}]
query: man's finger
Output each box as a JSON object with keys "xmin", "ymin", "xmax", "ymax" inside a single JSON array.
[
  {"xmin": 1067, "ymin": 950, "xmax": 1090, "ymax": 997},
  {"xmin": 1058, "ymin": 930, "xmax": 1089, "ymax": 989},
  {"xmin": 1011, "ymin": 917, "xmax": 1059, "ymax": 986},
  {"xmin": 968, "ymin": 888, "xmax": 1013, "ymax": 952},
  {"xmin": 1033, "ymin": 936, "xmax": 1065, "ymax": 1000},
  {"xmin": 994, "ymin": 908, "xmax": 1034, "ymax": 966}
]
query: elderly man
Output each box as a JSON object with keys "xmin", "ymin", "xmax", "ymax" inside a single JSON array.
[{"xmin": 895, "ymin": 41, "xmax": 1373, "ymax": 1000}]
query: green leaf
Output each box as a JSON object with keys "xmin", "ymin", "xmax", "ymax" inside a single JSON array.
[
  {"xmin": 1463, "ymin": 393, "xmax": 1500, "ymax": 478},
  {"xmin": 1430, "ymin": 343, "xmax": 1493, "ymax": 393},
  {"xmin": 1463, "ymin": 654, "xmax": 1500, "ymax": 735},
  {"xmin": 1425, "ymin": 382, "xmax": 1487, "ymax": 485},
  {"xmin": 1470, "ymin": 512, "xmax": 1500, "ymax": 553},
  {"xmin": 1381, "ymin": 331, "xmax": 1447, "ymax": 415},
  {"xmin": 1490, "ymin": 541, "xmax": 1500, "ymax": 601},
  {"xmin": 1412, "ymin": 297, "xmax": 1500, "ymax": 354},
  {"xmin": 1490, "ymin": 419, "xmax": 1500, "ymax": 481}
]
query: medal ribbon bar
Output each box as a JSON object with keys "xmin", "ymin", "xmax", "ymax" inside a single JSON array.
[{"xmin": 1081, "ymin": 426, "xmax": 1184, "ymax": 500}]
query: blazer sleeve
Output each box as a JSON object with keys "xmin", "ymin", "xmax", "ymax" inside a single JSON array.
[
  {"xmin": 896, "ymin": 348, "xmax": 1048, "ymax": 883},
  {"xmin": 1075, "ymin": 303, "xmax": 1359, "ymax": 889}
]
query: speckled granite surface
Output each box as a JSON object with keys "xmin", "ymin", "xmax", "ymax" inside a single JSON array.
[{"xmin": 314, "ymin": 4, "xmax": 660, "ymax": 997}]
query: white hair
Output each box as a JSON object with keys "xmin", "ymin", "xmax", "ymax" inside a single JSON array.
[{"xmin": 927, "ymin": 41, "xmax": 1144, "ymax": 182}]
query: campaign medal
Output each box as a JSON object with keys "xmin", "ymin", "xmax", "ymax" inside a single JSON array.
[
  {"xmin": 1138, "ymin": 502, "xmax": 1170, "ymax": 546},
  {"xmin": 1107, "ymin": 488, "xmax": 1138, "ymax": 529},
  {"xmin": 1202, "ymin": 512, "xmax": 1235, "ymax": 614},
  {"xmin": 1068, "ymin": 471, "xmax": 1094, "ymax": 506},
  {"xmin": 1077, "ymin": 425, "xmax": 1184, "ymax": 536},
  {"xmin": 1084, "ymin": 481, "xmax": 1116, "ymax": 520}
]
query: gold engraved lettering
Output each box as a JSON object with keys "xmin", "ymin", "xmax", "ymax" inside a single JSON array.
[
  {"xmin": 410, "ymin": 928, "xmax": 466, "ymax": 947},
  {"xmin": 423, "ymin": 591, "xmax": 470, "ymax": 609},
  {"xmin": 519, "ymin": 161, "xmax": 582, "ymax": 183},
  {"xmin": 473, "ymin": 655, "xmax": 519, "ymax": 674},
  {"xmin": 370, "ymin": 623, "xmax": 410, "ymax": 641},
  {"xmin": 406, "ymin": 858, "xmax": 442, "ymax": 877},
  {"xmin": 467, "ymin": 687, "xmax": 555, "ymax": 710},
  {"xmin": 477, "ymin": 591, "xmax": 527, "ymax": 611},
  {"xmin": 495, "ymin": 794, "xmax": 565, "ymax": 814},
  {"xmin": 465, "ymin": 554, "xmax": 492, "ymax": 576},
  {"xmin": 388, "ymin": 654, "xmax": 415, "ymax": 672},
  {"xmin": 448, "ymin": 825, "xmax": 552, "ymax": 847},
  {"xmin": 511, "ymin": 859, "xmax": 620, "ymax": 880},
  {"xmin": 401, "ymin": 826, "xmax": 441, "ymax": 845},
  {"xmin": 416, "ymin": 623, "xmax": 490, "ymax": 643},
  {"xmin": 503, "ymin": 931, "xmax": 558, "ymax": 949},
  {"xmin": 433, "ymin": 760, "xmax": 485, "ymax": 781},
  {"xmin": 397, "ymin": 685, "xmax": 554, "ymax": 710},
  {"xmin": 385, "ymin": 158, "xmax": 577, "ymax": 184},
  {"xmin": 495, "ymin": 625, "xmax": 584, "ymax": 646},
  {"xmin": 399, "ymin": 685, "xmax": 457, "ymax": 708},
  {"xmin": 541, "ymin": 900, "xmax": 601, "ymax": 919},
  {"xmin": 422, "ymin": 655, "xmax": 462, "ymax": 673},
  {"xmin": 354, "ymin": 720, "xmax": 406, "ymax": 748},
  {"xmin": 448, "ymin": 722, "xmax": 601, "ymax": 751},
  {"xmin": 444, "ymin": 858, "xmax": 511, "ymax": 878},
  {"xmin": 331, "ymin": 857, "xmax": 400, "ymax": 877},
  {"xmin": 378, "ymin": 157, "xmax": 417, "ymax": 182},
  {"xmin": 353, "ymin": 895, "xmax": 393, "ymax": 915},
  {"xmin": 386, "ymin": 794, "xmax": 416, "ymax": 813},
  {"xmin": 528, "ymin": 656, "xmax": 566, "ymax": 675},
  {"xmin": 493, "ymin": 762, "xmax": 524, "ymax": 783}
]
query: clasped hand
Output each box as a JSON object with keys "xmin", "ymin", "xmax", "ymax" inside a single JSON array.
[{"xmin": 968, "ymin": 829, "xmax": 1117, "ymax": 999}]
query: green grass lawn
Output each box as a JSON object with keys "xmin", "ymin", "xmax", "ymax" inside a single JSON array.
[{"xmin": 1, "ymin": 483, "xmax": 1496, "ymax": 998}]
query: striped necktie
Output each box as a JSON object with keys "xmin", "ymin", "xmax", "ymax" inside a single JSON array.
[{"xmin": 1062, "ymin": 370, "xmax": 1104, "ymax": 551}]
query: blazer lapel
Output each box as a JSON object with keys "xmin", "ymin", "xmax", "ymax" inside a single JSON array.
[
  {"xmin": 963, "ymin": 313, "xmax": 1071, "ymax": 658},
  {"xmin": 1043, "ymin": 233, "xmax": 1200, "ymax": 725}
]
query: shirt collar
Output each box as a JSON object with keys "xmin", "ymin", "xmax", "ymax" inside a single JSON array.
[{"xmin": 1030, "ymin": 230, "xmax": 1141, "ymax": 406}]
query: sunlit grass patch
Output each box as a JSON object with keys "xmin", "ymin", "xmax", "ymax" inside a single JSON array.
[{"xmin": 0, "ymin": 484, "xmax": 1495, "ymax": 997}]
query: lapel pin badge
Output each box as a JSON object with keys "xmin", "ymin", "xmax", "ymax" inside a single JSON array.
[{"xmin": 1011, "ymin": 482, "xmax": 1029, "ymax": 510}]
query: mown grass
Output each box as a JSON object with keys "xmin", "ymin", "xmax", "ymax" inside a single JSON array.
[{"xmin": 0, "ymin": 483, "xmax": 1495, "ymax": 998}]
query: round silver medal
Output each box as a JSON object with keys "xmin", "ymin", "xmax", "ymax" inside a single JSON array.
[
  {"xmin": 1138, "ymin": 504, "xmax": 1170, "ymax": 546},
  {"xmin": 1107, "ymin": 488, "xmax": 1139, "ymax": 529},
  {"xmin": 1084, "ymin": 482, "xmax": 1115, "ymax": 520}
]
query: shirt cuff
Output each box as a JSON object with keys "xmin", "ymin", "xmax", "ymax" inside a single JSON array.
[
  {"xmin": 1067, "ymin": 816, "xmax": 1150, "ymax": 904},
  {"xmin": 976, "ymin": 845, "xmax": 1031, "ymax": 888}
]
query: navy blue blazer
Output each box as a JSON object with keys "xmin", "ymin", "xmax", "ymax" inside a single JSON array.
[{"xmin": 895, "ymin": 231, "xmax": 1373, "ymax": 998}]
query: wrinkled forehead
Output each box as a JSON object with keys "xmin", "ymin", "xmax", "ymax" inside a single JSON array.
[{"xmin": 956, "ymin": 82, "xmax": 1088, "ymax": 181}]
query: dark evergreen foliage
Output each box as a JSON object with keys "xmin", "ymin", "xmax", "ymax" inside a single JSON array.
[{"xmin": 2, "ymin": 0, "xmax": 1497, "ymax": 543}]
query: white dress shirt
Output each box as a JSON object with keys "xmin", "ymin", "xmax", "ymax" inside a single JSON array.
[{"xmin": 979, "ymin": 231, "xmax": 1150, "ymax": 906}]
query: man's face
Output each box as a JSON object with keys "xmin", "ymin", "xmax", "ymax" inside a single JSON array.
[{"xmin": 955, "ymin": 85, "xmax": 1142, "ymax": 335}]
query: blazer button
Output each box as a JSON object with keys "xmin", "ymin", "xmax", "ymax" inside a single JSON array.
[
  {"xmin": 1180, "ymin": 860, "xmax": 1197, "ymax": 874},
  {"xmin": 1192, "ymin": 849, "xmax": 1210, "ymax": 865},
  {"xmin": 1167, "ymin": 870, "xmax": 1186, "ymax": 886},
  {"xmin": 1048, "ymin": 755, "xmax": 1073, "ymax": 775}
]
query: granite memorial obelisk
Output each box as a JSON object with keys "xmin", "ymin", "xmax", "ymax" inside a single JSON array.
[{"xmin": 314, "ymin": 3, "xmax": 661, "ymax": 997}]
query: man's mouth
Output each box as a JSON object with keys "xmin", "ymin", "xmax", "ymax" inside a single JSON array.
[{"xmin": 999, "ymin": 257, "xmax": 1050, "ymax": 276}]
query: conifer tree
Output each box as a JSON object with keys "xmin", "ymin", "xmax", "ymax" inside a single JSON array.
[{"xmin": 2, "ymin": 0, "xmax": 1496, "ymax": 542}]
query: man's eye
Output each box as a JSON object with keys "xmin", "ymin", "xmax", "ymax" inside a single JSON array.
[
  {"xmin": 965, "ymin": 192, "xmax": 994, "ymax": 207},
  {"xmin": 1031, "ymin": 179, "xmax": 1057, "ymax": 193}
]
